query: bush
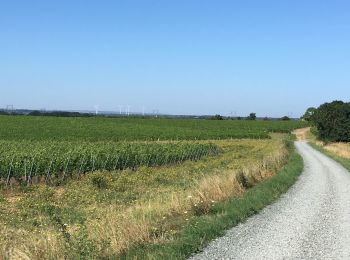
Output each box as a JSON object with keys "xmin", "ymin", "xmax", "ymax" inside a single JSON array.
[
  {"xmin": 90, "ymin": 175, "xmax": 109, "ymax": 189},
  {"xmin": 311, "ymin": 101, "xmax": 350, "ymax": 142}
]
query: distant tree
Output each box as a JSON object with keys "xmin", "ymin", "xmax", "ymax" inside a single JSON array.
[
  {"xmin": 312, "ymin": 101, "xmax": 350, "ymax": 142},
  {"xmin": 0, "ymin": 110, "xmax": 9, "ymax": 115},
  {"xmin": 28, "ymin": 110, "xmax": 42, "ymax": 116},
  {"xmin": 281, "ymin": 116, "xmax": 290, "ymax": 121},
  {"xmin": 237, "ymin": 116, "xmax": 242, "ymax": 120},
  {"xmin": 302, "ymin": 107, "xmax": 317, "ymax": 122},
  {"xmin": 28, "ymin": 110, "xmax": 92, "ymax": 117},
  {"xmin": 210, "ymin": 114, "xmax": 224, "ymax": 120},
  {"xmin": 263, "ymin": 117, "xmax": 269, "ymax": 121},
  {"xmin": 247, "ymin": 113, "xmax": 256, "ymax": 120}
]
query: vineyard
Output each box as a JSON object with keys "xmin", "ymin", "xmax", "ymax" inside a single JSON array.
[
  {"xmin": 0, "ymin": 141, "xmax": 220, "ymax": 185},
  {"xmin": 0, "ymin": 116, "xmax": 307, "ymax": 186},
  {"xmin": 0, "ymin": 115, "xmax": 308, "ymax": 141},
  {"xmin": 0, "ymin": 115, "xmax": 305, "ymax": 259}
]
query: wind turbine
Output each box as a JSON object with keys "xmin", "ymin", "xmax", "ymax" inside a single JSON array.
[
  {"xmin": 127, "ymin": 105, "xmax": 131, "ymax": 116},
  {"xmin": 153, "ymin": 109, "xmax": 159, "ymax": 118},
  {"xmin": 94, "ymin": 105, "xmax": 99, "ymax": 115},
  {"xmin": 118, "ymin": 105, "xmax": 123, "ymax": 115}
]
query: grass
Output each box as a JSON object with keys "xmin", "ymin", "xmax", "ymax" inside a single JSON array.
[
  {"xmin": 0, "ymin": 115, "xmax": 307, "ymax": 185},
  {"xmin": 0, "ymin": 135, "xmax": 296, "ymax": 259},
  {"xmin": 0, "ymin": 116, "xmax": 307, "ymax": 185},
  {"xmin": 0, "ymin": 115, "xmax": 307, "ymax": 258},
  {"xmin": 309, "ymin": 143, "xmax": 350, "ymax": 171},
  {"xmin": 121, "ymin": 137, "xmax": 303, "ymax": 259},
  {"xmin": 318, "ymin": 142, "xmax": 350, "ymax": 159},
  {"xmin": 299, "ymin": 127, "xmax": 350, "ymax": 171}
]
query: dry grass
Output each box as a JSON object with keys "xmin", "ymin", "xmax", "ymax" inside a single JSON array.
[
  {"xmin": 0, "ymin": 136, "xmax": 290, "ymax": 259},
  {"xmin": 0, "ymin": 227, "xmax": 65, "ymax": 260},
  {"xmin": 293, "ymin": 127, "xmax": 313, "ymax": 141},
  {"xmin": 323, "ymin": 143, "xmax": 350, "ymax": 159},
  {"xmin": 190, "ymin": 143, "xmax": 288, "ymax": 215},
  {"xmin": 88, "ymin": 212, "xmax": 152, "ymax": 257},
  {"xmin": 298, "ymin": 127, "xmax": 350, "ymax": 159},
  {"xmin": 86, "ymin": 137, "xmax": 289, "ymax": 255}
]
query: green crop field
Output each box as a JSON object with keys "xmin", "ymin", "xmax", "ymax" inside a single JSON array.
[
  {"xmin": 0, "ymin": 115, "xmax": 307, "ymax": 259},
  {"xmin": 0, "ymin": 115, "xmax": 307, "ymax": 141},
  {"xmin": 0, "ymin": 115, "xmax": 307, "ymax": 186},
  {"xmin": 0, "ymin": 140, "xmax": 220, "ymax": 185}
]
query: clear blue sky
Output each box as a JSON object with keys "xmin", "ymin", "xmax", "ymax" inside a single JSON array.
[{"xmin": 1, "ymin": 0, "xmax": 350, "ymax": 117}]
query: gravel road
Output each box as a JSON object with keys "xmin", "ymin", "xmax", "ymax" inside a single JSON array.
[{"xmin": 190, "ymin": 141, "xmax": 350, "ymax": 260}]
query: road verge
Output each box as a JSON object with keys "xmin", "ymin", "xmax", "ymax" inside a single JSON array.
[
  {"xmin": 309, "ymin": 142, "xmax": 350, "ymax": 171},
  {"xmin": 120, "ymin": 137, "xmax": 303, "ymax": 259}
]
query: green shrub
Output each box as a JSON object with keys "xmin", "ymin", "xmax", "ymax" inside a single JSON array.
[
  {"xmin": 90, "ymin": 175, "xmax": 108, "ymax": 189},
  {"xmin": 312, "ymin": 101, "xmax": 350, "ymax": 142}
]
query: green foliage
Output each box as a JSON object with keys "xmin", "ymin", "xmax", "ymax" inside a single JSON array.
[
  {"xmin": 121, "ymin": 143, "xmax": 303, "ymax": 259},
  {"xmin": 309, "ymin": 143, "xmax": 350, "ymax": 172},
  {"xmin": 247, "ymin": 113, "xmax": 256, "ymax": 120},
  {"xmin": 209, "ymin": 114, "xmax": 224, "ymax": 120},
  {"xmin": 71, "ymin": 226, "xmax": 98, "ymax": 259},
  {"xmin": 310, "ymin": 127, "xmax": 318, "ymax": 137},
  {"xmin": 0, "ymin": 110, "xmax": 9, "ymax": 115},
  {"xmin": 0, "ymin": 115, "xmax": 307, "ymax": 141},
  {"xmin": 29, "ymin": 110, "xmax": 92, "ymax": 117},
  {"xmin": 0, "ymin": 141, "xmax": 220, "ymax": 183},
  {"xmin": 281, "ymin": 116, "xmax": 290, "ymax": 121},
  {"xmin": 0, "ymin": 116, "xmax": 308, "ymax": 184},
  {"xmin": 302, "ymin": 107, "xmax": 317, "ymax": 121},
  {"xmin": 312, "ymin": 101, "xmax": 350, "ymax": 142},
  {"xmin": 0, "ymin": 135, "xmax": 292, "ymax": 258},
  {"xmin": 90, "ymin": 174, "xmax": 109, "ymax": 189}
]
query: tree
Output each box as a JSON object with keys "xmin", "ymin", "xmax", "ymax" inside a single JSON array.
[
  {"xmin": 28, "ymin": 110, "xmax": 42, "ymax": 116},
  {"xmin": 210, "ymin": 114, "xmax": 224, "ymax": 120},
  {"xmin": 302, "ymin": 107, "xmax": 317, "ymax": 122},
  {"xmin": 281, "ymin": 116, "xmax": 290, "ymax": 121},
  {"xmin": 312, "ymin": 101, "xmax": 350, "ymax": 142},
  {"xmin": 247, "ymin": 113, "xmax": 256, "ymax": 120}
]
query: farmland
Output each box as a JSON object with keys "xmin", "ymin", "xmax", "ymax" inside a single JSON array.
[
  {"xmin": 0, "ymin": 116, "xmax": 307, "ymax": 185},
  {"xmin": 0, "ymin": 115, "xmax": 307, "ymax": 141},
  {"xmin": 0, "ymin": 115, "xmax": 306, "ymax": 259},
  {"xmin": 0, "ymin": 140, "xmax": 220, "ymax": 185}
]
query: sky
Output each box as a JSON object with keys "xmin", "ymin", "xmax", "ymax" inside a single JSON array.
[{"xmin": 1, "ymin": 0, "xmax": 350, "ymax": 117}]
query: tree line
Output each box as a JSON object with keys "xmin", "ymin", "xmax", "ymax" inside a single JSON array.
[{"xmin": 209, "ymin": 113, "xmax": 291, "ymax": 121}]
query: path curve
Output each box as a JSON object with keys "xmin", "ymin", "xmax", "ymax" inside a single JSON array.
[{"xmin": 190, "ymin": 141, "xmax": 350, "ymax": 259}]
